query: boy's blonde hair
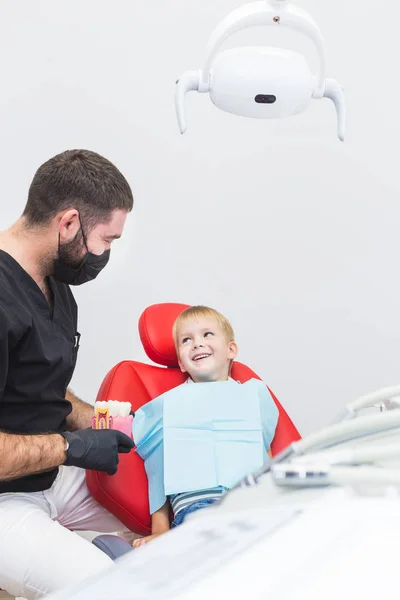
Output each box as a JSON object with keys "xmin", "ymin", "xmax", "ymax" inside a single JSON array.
[{"xmin": 173, "ymin": 305, "xmax": 235, "ymax": 350}]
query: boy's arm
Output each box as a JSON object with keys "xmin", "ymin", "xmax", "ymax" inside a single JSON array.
[
  {"xmin": 132, "ymin": 501, "xmax": 170, "ymax": 548},
  {"xmin": 151, "ymin": 500, "xmax": 171, "ymax": 535}
]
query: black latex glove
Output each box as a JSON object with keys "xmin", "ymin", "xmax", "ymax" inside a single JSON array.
[{"xmin": 61, "ymin": 429, "xmax": 134, "ymax": 475}]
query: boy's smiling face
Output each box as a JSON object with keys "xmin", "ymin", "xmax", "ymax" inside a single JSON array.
[{"xmin": 176, "ymin": 315, "xmax": 237, "ymax": 382}]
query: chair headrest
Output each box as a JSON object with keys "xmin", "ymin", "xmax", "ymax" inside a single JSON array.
[{"xmin": 138, "ymin": 303, "xmax": 190, "ymax": 367}]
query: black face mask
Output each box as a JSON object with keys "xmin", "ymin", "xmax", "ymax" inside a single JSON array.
[{"xmin": 53, "ymin": 219, "xmax": 110, "ymax": 286}]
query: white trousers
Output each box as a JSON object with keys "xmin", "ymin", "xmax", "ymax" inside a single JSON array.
[{"xmin": 0, "ymin": 466, "xmax": 130, "ymax": 600}]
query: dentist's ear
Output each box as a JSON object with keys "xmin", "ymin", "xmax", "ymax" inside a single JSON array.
[
  {"xmin": 56, "ymin": 209, "xmax": 81, "ymax": 243},
  {"xmin": 228, "ymin": 341, "xmax": 238, "ymax": 360}
]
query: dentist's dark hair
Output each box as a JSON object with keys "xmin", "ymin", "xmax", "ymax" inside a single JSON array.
[{"xmin": 23, "ymin": 149, "xmax": 134, "ymax": 231}]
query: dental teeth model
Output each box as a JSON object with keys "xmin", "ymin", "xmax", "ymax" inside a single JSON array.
[{"xmin": 92, "ymin": 400, "xmax": 133, "ymax": 439}]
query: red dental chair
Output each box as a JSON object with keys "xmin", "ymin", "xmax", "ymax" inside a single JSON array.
[{"xmin": 87, "ymin": 302, "xmax": 301, "ymax": 539}]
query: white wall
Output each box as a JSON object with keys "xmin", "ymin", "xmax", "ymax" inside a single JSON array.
[{"xmin": 0, "ymin": 0, "xmax": 398, "ymax": 436}]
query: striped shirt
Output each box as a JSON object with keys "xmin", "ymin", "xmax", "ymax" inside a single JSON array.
[{"xmin": 170, "ymin": 487, "xmax": 227, "ymax": 517}]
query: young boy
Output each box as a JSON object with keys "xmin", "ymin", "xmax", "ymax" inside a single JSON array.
[{"xmin": 132, "ymin": 305, "xmax": 278, "ymax": 548}]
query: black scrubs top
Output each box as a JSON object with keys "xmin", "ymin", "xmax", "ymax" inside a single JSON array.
[{"xmin": 0, "ymin": 250, "xmax": 80, "ymax": 493}]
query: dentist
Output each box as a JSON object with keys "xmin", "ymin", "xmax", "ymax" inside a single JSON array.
[{"xmin": 0, "ymin": 149, "xmax": 135, "ymax": 600}]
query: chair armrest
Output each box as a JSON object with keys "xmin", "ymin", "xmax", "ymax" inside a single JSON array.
[{"xmin": 92, "ymin": 534, "xmax": 133, "ymax": 560}]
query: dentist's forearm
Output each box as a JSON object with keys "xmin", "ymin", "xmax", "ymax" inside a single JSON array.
[
  {"xmin": 65, "ymin": 388, "xmax": 93, "ymax": 431},
  {"xmin": 0, "ymin": 431, "xmax": 66, "ymax": 480}
]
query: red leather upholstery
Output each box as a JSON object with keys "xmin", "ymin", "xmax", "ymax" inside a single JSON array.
[
  {"xmin": 139, "ymin": 302, "xmax": 190, "ymax": 367},
  {"xmin": 86, "ymin": 303, "xmax": 301, "ymax": 536}
]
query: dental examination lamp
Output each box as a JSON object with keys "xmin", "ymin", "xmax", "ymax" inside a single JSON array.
[{"xmin": 175, "ymin": 0, "xmax": 345, "ymax": 140}]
